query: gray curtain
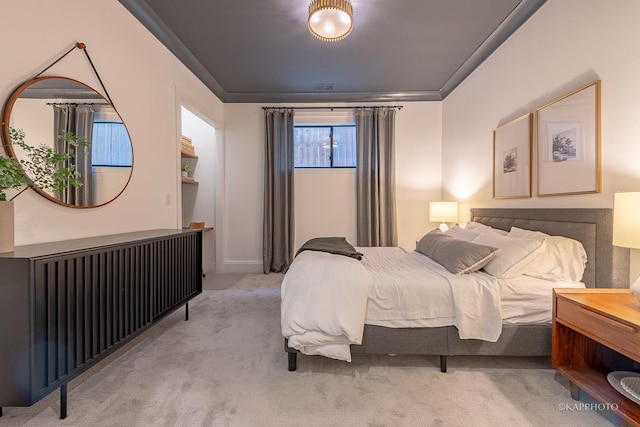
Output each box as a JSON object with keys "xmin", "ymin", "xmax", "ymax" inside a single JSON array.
[
  {"xmin": 263, "ymin": 108, "xmax": 295, "ymax": 273},
  {"xmin": 355, "ymin": 107, "xmax": 398, "ymax": 246},
  {"xmin": 53, "ymin": 104, "xmax": 95, "ymax": 206}
]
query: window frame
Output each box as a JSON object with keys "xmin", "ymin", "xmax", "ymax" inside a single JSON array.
[{"xmin": 294, "ymin": 124, "xmax": 356, "ymax": 169}]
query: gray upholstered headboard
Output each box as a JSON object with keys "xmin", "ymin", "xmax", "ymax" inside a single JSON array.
[{"xmin": 470, "ymin": 208, "xmax": 629, "ymax": 289}]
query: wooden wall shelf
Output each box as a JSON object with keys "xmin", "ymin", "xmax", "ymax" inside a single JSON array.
[
  {"xmin": 182, "ymin": 177, "xmax": 199, "ymax": 185},
  {"xmin": 188, "ymin": 222, "xmax": 213, "ymax": 232},
  {"xmin": 181, "ymin": 150, "xmax": 198, "ymax": 159}
]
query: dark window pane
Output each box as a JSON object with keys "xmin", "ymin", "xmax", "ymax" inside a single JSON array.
[
  {"xmin": 332, "ymin": 126, "xmax": 356, "ymax": 167},
  {"xmin": 294, "ymin": 127, "xmax": 331, "ymax": 167}
]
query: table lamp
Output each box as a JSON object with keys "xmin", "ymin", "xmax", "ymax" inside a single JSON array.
[
  {"xmin": 430, "ymin": 201, "xmax": 458, "ymax": 232},
  {"xmin": 612, "ymin": 192, "xmax": 640, "ymax": 300}
]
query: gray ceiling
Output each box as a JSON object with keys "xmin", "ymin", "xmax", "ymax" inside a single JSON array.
[{"xmin": 118, "ymin": 0, "xmax": 546, "ymax": 103}]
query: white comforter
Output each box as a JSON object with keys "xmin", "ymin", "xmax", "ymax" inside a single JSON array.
[
  {"xmin": 281, "ymin": 250, "xmax": 371, "ymax": 362},
  {"xmin": 281, "ymin": 247, "xmax": 503, "ymax": 362}
]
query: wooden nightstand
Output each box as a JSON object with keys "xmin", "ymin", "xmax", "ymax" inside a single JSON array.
[{"xmin": 553, "ymin": 288, "xmax": 640, "ymax": 425}]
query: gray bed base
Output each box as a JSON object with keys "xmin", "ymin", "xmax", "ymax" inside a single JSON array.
[{"xmin": 285, "ymin": 208, "xmax": 630, "ymax": 372}]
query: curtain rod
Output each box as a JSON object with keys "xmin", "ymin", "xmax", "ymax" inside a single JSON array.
[
  {"xmin": 46, "ymin": 102, "xmax": 101, "ymax": 106},
  {"xmin": 262, "ymin": 105, "xmax": 403, "ymax": 111}
]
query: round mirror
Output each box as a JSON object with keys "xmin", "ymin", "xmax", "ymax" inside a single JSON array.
[{"xmin": 1, "ymin": 76, "xmax": 133, "ymax": 208}]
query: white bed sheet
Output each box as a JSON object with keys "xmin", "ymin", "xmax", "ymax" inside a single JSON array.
[
  {"xmin": 359, "ymin": 246, "xmax": 503, "ymax": 339},
  {"xmin": 500, "ymin": 275, "xmax": 585, "ymax": 324},
  {"xmin": 363, "ymin": 247, "xmax": 585, "ymax": 328},
  {"xmin": 362, "ymin": 247, "xmax": 456, "ymax": 326}
]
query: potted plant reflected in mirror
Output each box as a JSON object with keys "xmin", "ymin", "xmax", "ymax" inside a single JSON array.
[
  {"xmin": 0, "ymin": 127, "xmax": 87, "ymax": 253},
  {"xmin": 181, "ymin": 164, "xmax": 193, "ymax": 178}
]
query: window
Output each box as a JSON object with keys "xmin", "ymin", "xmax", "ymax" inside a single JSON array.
[
  {"xmin": 294, "ymin": 125, "xmax": 356, "ymax": 168},
  {"xmin": 91, "ymin": 120, "xmax": 132, "ymax": 167}
]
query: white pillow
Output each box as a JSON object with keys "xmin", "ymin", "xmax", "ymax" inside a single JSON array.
[
  {"xmin": 445, "ymin": 225, "xmax": 480, "ymax": 242},
  {"xmin": 507, "ymin": 227, "xmax": 587, "ymax": 282},
  {"xmin": 472, "ymin": 229, "xmax": 546, "ymax": 278},
  {"xmin": 465, "ymin": 222, "xmax": 509, "ymax": 236}
]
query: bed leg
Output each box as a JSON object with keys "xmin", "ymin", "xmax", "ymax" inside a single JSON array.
[
  {"xmin": 288, "ymin": 352, "xmax": 297, "ymax": 371},
  {"xmin": 440, "ymin": 356, "xmax": 447, "ymax": 373}
]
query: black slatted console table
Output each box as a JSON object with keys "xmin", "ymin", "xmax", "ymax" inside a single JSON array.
[{"xmin": 0, "ymin": 229, "xmax": 202, "ymax": 419}]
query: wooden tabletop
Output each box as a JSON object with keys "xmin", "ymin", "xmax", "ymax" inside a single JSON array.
[{"xmin": 555, "ymin": 288, "xmax": 640, "ymax": 328}]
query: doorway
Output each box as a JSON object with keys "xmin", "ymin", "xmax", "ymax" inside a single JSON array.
[{"xmin": 181, "ymin": 106, "xmax": 217, "ymax": 274}]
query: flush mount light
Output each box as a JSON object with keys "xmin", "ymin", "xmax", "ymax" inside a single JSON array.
[{"xmin": 308, "ymin": 0, "xmax": 353, "ymax": 42}]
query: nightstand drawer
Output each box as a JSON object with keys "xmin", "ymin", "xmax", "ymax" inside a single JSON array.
[{"xmin": 556, "ymin": 298, "xmax": 640, "ymax": 360}]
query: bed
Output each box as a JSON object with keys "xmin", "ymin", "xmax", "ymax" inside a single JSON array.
[{"xmin": 282, "ymin": 208, "xmax": 630, "ymax": 372}]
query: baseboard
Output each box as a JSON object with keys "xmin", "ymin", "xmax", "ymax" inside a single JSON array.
[{"xmin": 222, "ymin": 260, "xmax": 262, "ymax": 273}]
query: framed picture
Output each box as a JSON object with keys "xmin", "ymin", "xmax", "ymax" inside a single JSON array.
[
  {"xmin": 536, "ymin": 80, "xmax": 601, "ymax": 196},
  {"xmin": 493, "ymin": 113, "xmax": 532, "ymax": 199}
]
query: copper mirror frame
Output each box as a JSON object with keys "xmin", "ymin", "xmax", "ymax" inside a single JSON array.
[{"xmin": 1, "ymin": 76, "xmax": 133, "ymax": 208}]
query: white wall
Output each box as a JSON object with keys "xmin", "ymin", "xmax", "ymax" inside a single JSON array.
[
  {"xmin": 92, "ymin": 166, "xmax": 132, "ymax": 205},
  {"xmin": 223, "ymin": 102, "xmax": 442, "ymax": 272},
  {"xmin": 0, "ymin": 0, "xmax": 223, "ymax": 246},
  {"xmin": 442, "ymin": 0, "xmax": 640, "ymax": 278},
  {"xmin": 10, "ymin": 99, "xmax": 53, "ymax": 151},
  {"xmin": 222, "ymin": 104, "xmax": 264, "ymax": 272},
  {"xmin": 395, "ymin": 102, "xmax": 443, "ymax": 246},
  {"xmin": 294, "ymin": 168, "xmax": 357, "ymax": 250}
]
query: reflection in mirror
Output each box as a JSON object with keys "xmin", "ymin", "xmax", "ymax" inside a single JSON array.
[{"xmin": 2, "ymin": 76, "xmax": 133, "ymax": 208}]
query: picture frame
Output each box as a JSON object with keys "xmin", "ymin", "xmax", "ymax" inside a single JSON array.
[
  {"xmin": 493, "ymin": 113, "xmax": 532, "ymax": 199},
  {"xmin": 536, "ymin": 80, "xmax": 601, "ymax": 196}
]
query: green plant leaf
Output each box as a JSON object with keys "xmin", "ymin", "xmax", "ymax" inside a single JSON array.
[{"xmin": 1, "ymin": 127, "xmax": 87, "ymax": 202}]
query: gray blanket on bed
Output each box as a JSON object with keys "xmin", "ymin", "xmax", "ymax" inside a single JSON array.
[{"xmin": 295, "ymin": 237, "xmax": 363, "ymax": 260}]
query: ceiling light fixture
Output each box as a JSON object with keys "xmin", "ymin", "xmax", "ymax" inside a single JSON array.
[{"xmin": 308, "ymin": 0, "xmax": 353, "ymax": 42}]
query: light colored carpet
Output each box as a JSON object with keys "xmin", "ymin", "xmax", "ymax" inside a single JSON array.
[{"xmin": 2, "ymin": 273, "xmax": 622, "ymax": 426}]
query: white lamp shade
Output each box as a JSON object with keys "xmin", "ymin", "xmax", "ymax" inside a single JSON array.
[
  {"xmin": 613, "ymin": 192, "xmax": 640, "ymax": 249},
  {"xmin": 429, "ymin": 202, "xmax": 458, "ymax": 223}
]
